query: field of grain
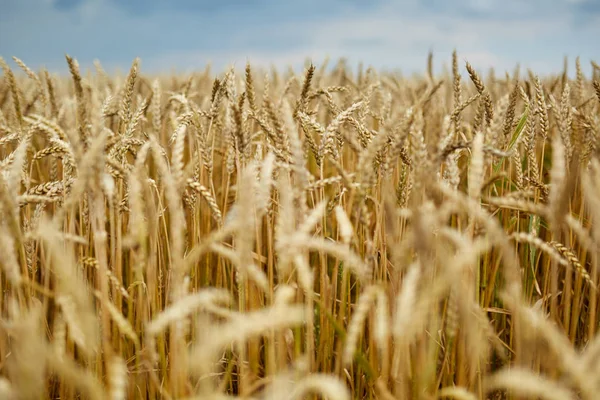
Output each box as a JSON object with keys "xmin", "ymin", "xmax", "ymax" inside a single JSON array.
[{"xmin": 0, "ymin": 53, "xmax": 600, "ymax": 399}]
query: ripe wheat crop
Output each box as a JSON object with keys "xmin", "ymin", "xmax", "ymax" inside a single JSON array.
[{"xmin": 1, "ymin": 52, "xmax": 600, "ymax": 399}]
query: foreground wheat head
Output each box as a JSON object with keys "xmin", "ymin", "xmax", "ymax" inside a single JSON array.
[{"xmin": 1, "ymin": 53, "xmax": 600, "ymax": 399}]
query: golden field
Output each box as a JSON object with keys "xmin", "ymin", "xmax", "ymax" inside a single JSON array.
[{"xmin": 1, "ymin": 53, "xmax": 600, "ymax": 399}]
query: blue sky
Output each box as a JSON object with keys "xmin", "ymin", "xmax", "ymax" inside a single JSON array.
[{"xmin": 0, "ymin": 0, "xmax": 598, "ymax": 76}]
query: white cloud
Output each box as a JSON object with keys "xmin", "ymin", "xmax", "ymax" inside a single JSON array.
[
  {"xmin": 143, "ymin": 1, "xmax": 587, "ymax": 75},
  {"xmin": 1, "ymin": 0, "xmax": 597, "ymax": 76}
]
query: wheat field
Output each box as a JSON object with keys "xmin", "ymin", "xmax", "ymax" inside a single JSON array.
[{"xmin": 0, "ymin": 52, "xmax": 600, "ymax": 399}]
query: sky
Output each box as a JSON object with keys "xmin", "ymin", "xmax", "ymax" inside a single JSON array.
[{"xmin": 0, "ymin": 0, "xmax": 599, "ymax": 76}]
